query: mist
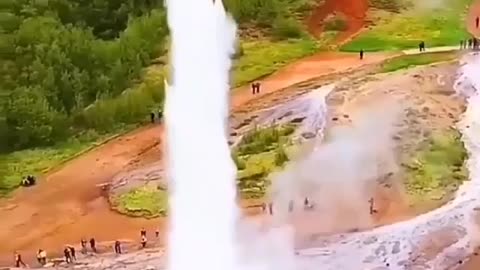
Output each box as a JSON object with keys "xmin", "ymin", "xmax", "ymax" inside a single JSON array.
[{"xmin": 267, "ymin": 98, "xmax": 404, "ymax": 237}]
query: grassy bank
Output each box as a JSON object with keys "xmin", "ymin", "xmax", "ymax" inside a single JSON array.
[
  {"xmin": 380, "ymin": 52, "xmax": 457, "ymax": 73},
  {"xmin": 232, "ymin": 38, "xmax": 318, "ymax": 87},
  {"xmin": 0, "ymin": 126, "xmax": 135, "ymax": 195},
  {"xmin": 341, "ymin": 0, "xmax": 472, "ymax": 52},
  {"xmin": 111, "ymin": 186, "xmax": 168, "ymax": 219},
  {"xmin": 405, "ymin": 131, "xmax": 468, "ymax": 205}
]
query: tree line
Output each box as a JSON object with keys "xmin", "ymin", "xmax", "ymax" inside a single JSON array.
[{"xmin": 0, "ymin": 0, "xmax": 312, "ymax": 152}]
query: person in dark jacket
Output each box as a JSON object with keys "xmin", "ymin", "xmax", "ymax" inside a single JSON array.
[
  {"xmin": 89, "ymin": 238, "xmax": 97, "ymax": 253},
  {"xmin": 63, "ymin": 247, "xmax": 72, "ymax": 264},
  {"xmin": 114, "ymin": 240, "xmax": 122, "ymax": 254}
]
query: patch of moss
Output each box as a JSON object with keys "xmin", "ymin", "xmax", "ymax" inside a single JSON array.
[
  {"xmin": 235, "ymin": 124, "xmax": 295, "ymax": 156},
  {"xmin": 405, "ymin": 130, "xmax": 468, "ymax": 205},
  {"xmin": 234, "ymin": 125, "xmax": 295, "ymax": 198},
  {"xmin": 111, "ymin": 185, "xmax": 168, "ymax": 219}
]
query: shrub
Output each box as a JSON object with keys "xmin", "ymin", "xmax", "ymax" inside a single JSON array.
[
  {"xmin": 78, "ymin": 72, "xmax": 165, "ymax": 131},
  {"xmin": 236, "ymin": 125, "xmax": 295, "ymax": 156},
  {"xmin": 272, "ymin": 16, "xmax": 304, "ymax": 39}
]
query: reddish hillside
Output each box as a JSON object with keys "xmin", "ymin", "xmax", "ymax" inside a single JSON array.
[{"xmin": 307, "ymin": 0, "xmax": 368, "ymax": 42}]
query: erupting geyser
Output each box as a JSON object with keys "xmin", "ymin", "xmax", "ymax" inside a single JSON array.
[{"xmin": 164, "ymin": 1, "xmax": 239, "ymax": 270}]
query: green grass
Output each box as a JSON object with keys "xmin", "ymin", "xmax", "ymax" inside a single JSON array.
[
  {"xmin": 380, "ymin": 52, "xmax": 457, "ymax": 73},
  {"xmin": 0, "ymin": 126, "xmax": 135, "ymax": 195},
  {"xmin": 232, "ymin": 39, "xmax": 318, "ymax": 87},
  {"xmin": 341, "ymin": 0, "xmax": 472, "ymax": 52},
  {"xmin": 235, "ymin": 124, "xmax": 295, "ymax": 156},
  {"xmin": 233, "ymin": 125, "xmax": 295, "ymax": 198},
  {"xmin": 111, "ymin": 185, "xmax": 168, "ymax": 218},
  {"xmin": 405, "ymin": 131, "xmax": 468, "ymax": 205}
]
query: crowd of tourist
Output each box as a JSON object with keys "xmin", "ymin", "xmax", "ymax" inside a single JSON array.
[{"xmin": 13, "ymin": 228, "xmax": 161, "ymax": 268}]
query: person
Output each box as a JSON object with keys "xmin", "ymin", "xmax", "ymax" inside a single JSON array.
[
  {"xmin": 268, "ymin": 202, "xmax": 273, "ymax": 215},
  {"xmin": 63, "ymin": 246, "xmax": 72, "ymax": 264},
  {"xmin": 150, "ymin": 112, "xmax": 155, "ymax": 124},
  {"xmin": 359, "ymin": 49, "xmax": 364, "ymax": 60},
  {"xmin": 114, "ymin": 240, "xmax": 122, "ymax": 254},
  {"xmin": 251, "ymin": 82, "xmax": 256, "ymax": 95},
  {"xmin": 155, "ymin": 229, "xmax": 160, "ymax": 238},
  {"xmin": 419, "ymin": 41, "xmax": 425, "ymax": 52},
  {"xmin": 68, "ymin": 245, "xmax": 76, "ymax": 261},
  {"xmin": 140, "ymin": 227, "xmax": 147, "ymax": 238},
  {"xmin": 468, "ymin": 38, "xmax": 473, "ymax": 49},
  {"xmin": 304, "ymin": 197, "xmax": 310, "ymax": 209},
  {"xmin": 261, "ymin": 202, "xmax": 266, "ymax": 212},
  {"xmin": 14, "ymin": 251, "xmax": 26, "ymax": 268},
  {"xmin": 37, "ymin": 249, "xmax": 47, "ymax": 265},
  {"xmin": 476, "ymin": 16, "xmax": 479, "ymax": 28},
  {"xmin": 369, "ymin": 197, "xmax": 377, "ymax": 215},
  {"xmin": 255, "ymin": 82, "xmax": 261, "ymax": 94},
  {"xmin": 89, "ymin": 238, "xmax": 97, "ymax": 253},
  {"xmin": 80, "ymin": 238, "xmax": 87, "ymax": 254},
  {"xmin": 141, "ymin": 235, "xmax": 147, "ymax": 248}
]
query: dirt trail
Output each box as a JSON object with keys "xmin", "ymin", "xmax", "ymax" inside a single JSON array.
[
  {"xmin": 0, "ymin": 52, "xmax": 393, "ymax": 266},
  {"xmin": 307, "ymin": 0, "xmax": 368, "ymax": 41}
]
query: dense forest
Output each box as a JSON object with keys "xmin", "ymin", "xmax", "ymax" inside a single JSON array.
[{"xmin": 0, "ymin": 0, "xmax": 313, "ymax": 153}]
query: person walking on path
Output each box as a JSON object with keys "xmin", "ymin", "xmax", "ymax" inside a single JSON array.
[
  {"xmin": 418, "ymin": 41, "xmax": 426, "ymax": 52},
  {"xmin": 37, "ymin": 249, "xmax": 47, "ymax": 265},
  {"xmin": 68, "ymin": 245, "xmax": 76, "ymax": 261},
  {"xmin": 476, "ymin": 16, "xmax": 479, "ymax": 28},
  {"xmin": 14, "ymin": 251, "xmax": 27, "ymax": 268},
  {"xmin": 141, "ymin": 235, "xmax": 147, "ymax": 249},
  {"xmin": 369, "ymin": 198, "xmax": 378, "ymax": 215},
  {"xmin": 359, "ymin": 49, "xmax": 364, "ymax": 60},
  {"xmin": 251, "ymin": 82, "xmax": 256, "ymax": 95},
  {"xmin": 255, "ymin": 82, "xmax": 261, "ymax": 94},
  {"xmin": 63, "ymin": 246, "xmax": 72, "ymax": 264},
  {"xmin": 140, "ymin": 227, "xmax": 147, "ymax": 238},
  {"xmin": 114, "ymin": 240, "xmax": 122, "ymax": 254},
  {"xmin": 89, "ymin": 238, "xmax": 97, "ymax": 253},
  {"xmin": 81, "ymin": 238, "xmax": 87, "ymax": 254}
]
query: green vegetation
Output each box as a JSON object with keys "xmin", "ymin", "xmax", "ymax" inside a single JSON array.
[
  {"xmin": 111, "ymin": 185, "xmax": 168, "ymax": 218},
  {"xmin": 232, "ymin": 39, "xmax": 317, "ymax": 87},
  {"xmin": 235, "ymin": 124, "xmax": 295, "ymax": 155},
  {"xmin": 233, "ymin": 125, "xmax": 294, "ymax": 198},
  {"xmin": 0, "ymin": 0, "xmax": 322, "ymax": 194},
  {"xmin": 380, "ymin": 52, "xmax": 457, "ymax": 73},
  {"xmin": 405, "ymin": 131, "xmax": 468, "ymax": 205},
  {"xmin": 342, "ymin": 0, "xmax": 472, "ymax": 51}
]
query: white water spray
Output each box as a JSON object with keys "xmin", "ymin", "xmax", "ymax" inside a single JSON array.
[{"xmin": 164, "ymin": 1, "xmax": 239, "ymax": 270}]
